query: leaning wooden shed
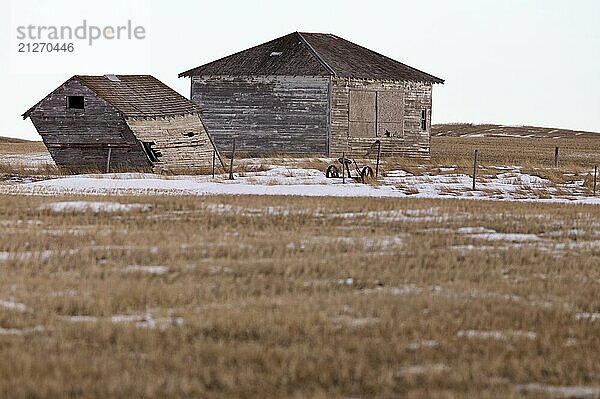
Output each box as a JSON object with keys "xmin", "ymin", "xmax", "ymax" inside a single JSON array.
[
  {"xmin": 23, "ymin": 75, "xmax": 223, "ymax": 172},
  {"xmin": 179, "ymin": 32, "xmax": 444, "ymax": 157}
]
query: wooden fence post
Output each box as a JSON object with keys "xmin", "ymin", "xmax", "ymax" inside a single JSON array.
[
  {"xmin": 342, "ymin": 152, "xmax": 346, "ymax": 184},
  {"xmin": 105, "ymin": 147, "xmax": 112, "ymax": 174},
  {"xmin": 554, "ymin": 147, "xmax": 559, "ymax": 167},
  {"xmin": 228, "ymin": 138, "xmax": 236, "ymax": 180},
  {"xmin": 212, "ymin": 150, "xmax": 216, "ymax": 178},
  {"xmin": 472, "ymin": 149, "xmax": 478, "ymax": 190},
  {"xmin": 375, "ymin": 140, "xmax": 381, "ymax": 178},
  {"xmin": 594, "ymin": 165, "xmax": 597, "ymax": 196}
]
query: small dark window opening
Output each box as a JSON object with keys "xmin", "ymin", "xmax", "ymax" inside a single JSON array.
[
  {"xmin": 142, "ymin": 141, "xmax": 163, "ymax": 163},
  {"xmin": 421, "ymin": 109, "xmax": 427, "ymax": 131},
  {"xmin": 183, "ymin": 132, "xmax": 197, "ymax": 137},
  {"xmin": 67, "ymin": 96, "xmax": 84, "ymax": 109}
]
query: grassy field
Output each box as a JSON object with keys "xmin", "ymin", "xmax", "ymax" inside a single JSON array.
[
  {"xmin": 0, "ymin": 140, "xmax": 45, "ymax": 154},
  {"xmin": 1, "ymin": 195, "xmax": 600, "ymax": 398},
  {"xmin": 1, "ymin": 127, "xmax": 600, "ymax": 397},
  {"xmin": 430, "ymin": 123, "xmax": 600, "ymax": 168}
]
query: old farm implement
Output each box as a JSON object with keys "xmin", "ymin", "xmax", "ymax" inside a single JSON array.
[
  {"xmin": 325, "ymin": 140, "xmax": 380, "ymax": 183},
  {"xmin": 326, "ymin": 157, "xmax": 374, "ymax": 183}
]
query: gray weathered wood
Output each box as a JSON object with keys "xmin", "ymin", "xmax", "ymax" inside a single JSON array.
[
  {"xmin": 26, "ymin": 77, "xmax": 221, "ymax": 172},
  {"xmin": 189, "ymin": 75, "xmax": 434, "ymax": 159},
  {"xmin": 329, "ymin": 77, "xmax": 432, "ymax": 158},
  {"xmin": 191, "ymin": 76, "xmax": 330, "ymax": 156}
]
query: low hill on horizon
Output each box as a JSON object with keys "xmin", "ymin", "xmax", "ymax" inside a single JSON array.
[
  {"xmin": 432, "ymin": 123, "xmax": 599, "ymax": 139},
  {"xmin": 0, "ymin": 136, "xmax": 37, "ymax": 144}
]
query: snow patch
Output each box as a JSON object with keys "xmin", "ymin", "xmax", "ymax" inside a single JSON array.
[
  {"xmin": 0, "ymin": 325, "xmax": 44, "ymax": 336},
  {"xmin": 110, "ymin": 313, "xmax": 184, "ymax": 329},
  {"xmin": 332, "ymin": 315, "xmax": 378, "ymax": 327},
  {"xmin": 470, "ymin": 232, "xmax": 540, "ymax": 242},
  {"xmin": 457, "ymin": 329, "xmax": 536, "ymax": 340},
  {"xmin": 575, "ymin": 312, "xmax": 600, "ymax": 322},
  {"xmin": 337, "ymin": 278, "xmax": 354, "ymax": 286},
  {"xmin": 61, "ymin": 315, "xmax": 98, "ymax": 322},
  {"xmin": 516, "ymin": 383, "xmax": 600, "ymax": 398},
  {"xmin": 61, "ymin": 313, "xmax": 187, "ymax": 329},
  {"xmin": 208, "ymin": 266, "xmax": 234, "ymax": 275},
  {"xmin": 40, "ymin": 201, "xmax": 150, "ymax": 213},
  {"xmin": 406, "ymin": 340, "xmax": 440, "ymax": 350},
  {"xmin": 0, "ymin": 153, "xmax": 54, "ymax": 167},
  {"xmin": 0, "ymin": 299, "xmax": 28, "ymax": 312},
  {"xmin": 0, "ymin": 250, "xmax": 55, "ymax": 263},
  {"xmin": 397, "ymin": 363, "xmax": 449, "ymax": 375},
  {"xmin": 123, "ymin": 265, "xmax": 169, "ymax": 275},
  {"xmin": 456, "ymin": 227, "xmax": 497, "ymax": 234}
]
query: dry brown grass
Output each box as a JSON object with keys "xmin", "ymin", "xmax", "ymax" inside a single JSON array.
[
  {"xmin": 431, "ymin": 136, "xmax": 600, "ymax": 168},
  {"xmin": 0, "ymin": 195, "xmax": 599, "ymax": 397},
  {"xmin": 364, "ymin": 135, "xmax": 600, "ymax": 189},
  {"xmin": 0, "ymin": 141, "xmax": 46, "ymax": 155}
]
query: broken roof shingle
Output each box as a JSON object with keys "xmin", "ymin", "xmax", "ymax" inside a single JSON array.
[{"xmin": 179, "ymin": 32, "xmax": 443, "ymax": 84}]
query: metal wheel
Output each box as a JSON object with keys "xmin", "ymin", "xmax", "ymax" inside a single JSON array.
[
  {"xmin": 360, "ymin": 166, "xmax": 375, "ymax": 183},
  {"xmin": 326, "ymin": 165, "xmax": 340, "ymax": 178}
]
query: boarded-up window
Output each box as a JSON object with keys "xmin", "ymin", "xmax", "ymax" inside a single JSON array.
[
  {"xmin": 349, "ymin": 90, "xmax": 376, "ymax": 138},
  {"xmin": 377, "ymin": 91, "xmax": 404, "ymax": 138},
  {"xmin": 348, "ymin": 90, "xmax": 404, "ymax": 138}
]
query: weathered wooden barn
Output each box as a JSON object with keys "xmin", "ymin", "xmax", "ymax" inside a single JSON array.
[
  {"xmin": 23, "ymin": 75, "xmax": 222, "ymax": 171},
  {"xmin": 179, "ymin": 32, "xmax": 444, "ymax": 157}
]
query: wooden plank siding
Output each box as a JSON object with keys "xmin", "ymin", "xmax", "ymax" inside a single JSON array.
[
  {"xmin": 26, "ymin": 76, "xmax": 221, "ymax": 172},
  {"xmin": 329, "ymin": 77, "xmax": 432, "ymax": 158},
  {"xmin": 191, "ymin": 76, "xmax": 330, "ymax": 156},
  {"xmin": 180, "ymin": 32, "xmax": 442, "ymax": 159},
  {"xmin": 126, "ymin": 114, "xmax": 222, "ymax": 171},
  {"xmin": 27, "ymin": 79, "xmax": 150, "ymax": 170}
]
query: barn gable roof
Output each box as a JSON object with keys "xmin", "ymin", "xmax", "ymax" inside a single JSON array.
[
  {"xmin": 179, "ymin": 32, "xmax": 444, "ymax": 84},
  {"xmin": 23, "ymin": 75, "xmax": 202, "ymax": 119}
]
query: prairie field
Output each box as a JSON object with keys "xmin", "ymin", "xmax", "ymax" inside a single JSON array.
[
  {"xmin": 1, "ymin": 195, "xmax": 600, "ymax": 398},
  {"xmin": 1, "ymin": 125, "xmax": 600, "ymax": 398}
]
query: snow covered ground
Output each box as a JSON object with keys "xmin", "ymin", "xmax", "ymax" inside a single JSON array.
[
  {"xmin": 0, "ymin": 152, "xmax": 598, "ymax": 203},
  {"xmin": 0, "ymin": 152, "xmax": 54, "ymax": 167},
  {"xmin": 1, "ymin": 163, "xmax": 599, "ymax": 204}
]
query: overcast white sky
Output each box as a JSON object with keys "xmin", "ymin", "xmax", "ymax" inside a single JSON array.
[{"xmin": 2, "ymin": 0, "xmax": 599, "ymax": 140}]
